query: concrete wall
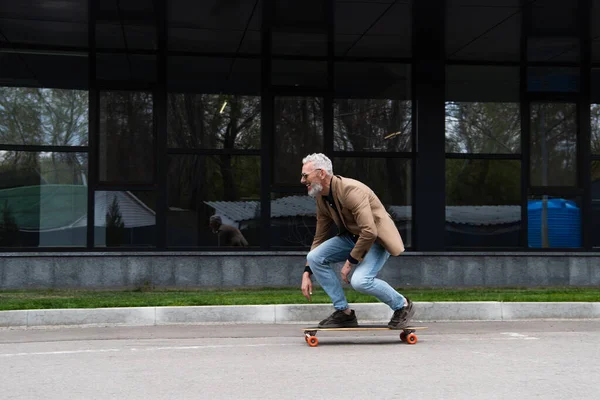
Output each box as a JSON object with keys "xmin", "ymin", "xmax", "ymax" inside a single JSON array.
[{"xmin": 1, "ymin": 252, "xmax": 599, "ymax": 290}]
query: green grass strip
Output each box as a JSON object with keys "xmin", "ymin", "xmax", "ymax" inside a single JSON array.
[{"xmin": 0, "ymin": 287, "xmax": 599, "ymax": 311}]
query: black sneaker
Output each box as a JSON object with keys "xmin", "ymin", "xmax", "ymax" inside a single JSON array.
[
  {"xmin": 388, "ymin": 298, "xmax": 415, "ymax": 329},
  {"xmin": 318, "ymin": 309, "xmax": 358, "ymax": 328}
]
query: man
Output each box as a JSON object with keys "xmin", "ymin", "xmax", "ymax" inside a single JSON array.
[
  {"xmin": 209, "ymin": 215, "xmax": 249, "ymax": 247},
  {"xmin": 300, "ymin": 153, "xmax": 415, "ymax": 328}
]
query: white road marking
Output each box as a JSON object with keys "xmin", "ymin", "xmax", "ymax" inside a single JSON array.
[
  {"xmin": 0, "ymin": 343, "xmax": 296, "ymax": 358},
  {"xmin": 501, "ymin": 332, "xmax": 539, "ymax": 340}
]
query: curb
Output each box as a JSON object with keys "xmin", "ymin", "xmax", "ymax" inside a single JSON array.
[{"xmin": 2, "ymin": 302, "xmax": 600, "ymax": 328}]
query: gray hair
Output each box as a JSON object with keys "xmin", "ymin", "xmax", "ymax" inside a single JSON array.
[{"xmin": 302, "ymin": 153, "xmax": 333, "ymax": 176}]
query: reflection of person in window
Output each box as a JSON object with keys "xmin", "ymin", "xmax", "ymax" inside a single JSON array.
[{"xmin": 209, "ymin": 216, "xmax": 248, "ymax": 247}]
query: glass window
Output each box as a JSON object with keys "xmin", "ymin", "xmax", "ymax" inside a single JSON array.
[
  {"xmin": 335, "ymin": 63, "xmax": 411, "ymax": 100},
  {"xmin": 0, "ymin": 2, "xmax": 87, "ymax": 48},
  {"xmin": 592, "ymin": 103, "xmax": 600, "ymax": 155},
  {"xmin": 0, "ymin": 151, "xmax": 88, "ymax": 247},
  {"xmin": 528, "ymin": 0, "xmax": 579, "ymax": 62},
  {"xmin": 445, "ymin": 102, "xmax": 520, "ymax": 153},
  {"xmin": 271, "ymin": 60, "xmax": 327, "ymax": 88},
  {"xmin": 592, "ymin": 161, "xmax": 600, "ymax": 247},
  {"xmin": 167, "ymin": 155, "xmax": 260, "ymax": 248},
  {"xmin": 274, "ymin": 97, "xmax": 323, "ymax": 186},
  {"xmin": 97, "ymin": 54, "xmax": 156, "ymax": 83},
  {"xmin": 527, "ymin": 195, "xmax": 581, "ymax": 248},
  {"xmin": 335, "ymin": 1, "xmax": 411, "ymax": 58},
  {"xmin": 530, "ymin": 103, "xmax": 577, "ymax": 187},
  {"xmin": 446, "ymin": 0, "xmax": 520, "ymax": 61},
  {"xmin": 334, "ymin": 99, "xmax": 411, "ymax": 152},
  {"xmin": 0, "ymin": 87, "xmax": 88, "ymax": 146},
  {"xmin": 168, "ymin": 1, "xmax": 261, "ymax": 54},
  {"xmin": 446, "ymin": 160, "xmax": 521, "ymax": 247},
  {"xmin": 99, "ymin": 91, "xmax": 154, "ymax": 184},
  {"xmin": 95, "ymin": 190, "xmax": 156, "ymax": 248},
  {"xmin": 168, "ymin": 57, "xmax": 260, "ymax": 95},
  {"xmin": 0, "ymin": 53, "xmax": 88, "ymax": 90},
  {"xmin": 528, "ymin": 68, "xmax": 579, "ymax": 93},
  {"xmin": 270, "ymin": 193, "xmax": 318, "ymax": 248},
  {"xmin": 96, "ymin": 0, "xmax": 156, "ymax": 50},
  {"xmin": 272, "ymin": 32, "xmax": 327, "ymax": 57},
  {"xmin": 167, "ymin": 94, "xmax": 260, "ymax": 149},
  {"xmin": 334, "ymin": 157, "xmax": 412, "ymax": 248}
]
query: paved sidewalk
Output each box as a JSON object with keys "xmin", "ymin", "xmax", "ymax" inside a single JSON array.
[{"xmin": 2, "ymin": 301, "xmax": 600, "ymax": 328}]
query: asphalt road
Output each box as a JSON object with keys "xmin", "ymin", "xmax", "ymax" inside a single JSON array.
[{"xmin": 1, "ymin": 321, "xmax": 599, "ymax": 399}]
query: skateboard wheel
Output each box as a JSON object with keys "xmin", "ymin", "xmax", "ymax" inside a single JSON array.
[
  {"xmin": 399, "ymin": 332, "xmax": 407, "ymax": 342},
  {"xmin": 307, "ymin": 336, "xmax": 319, "ymax": 347},
  {"xmin": 406, "ymin": 333, "xmax": 418, "ymax": 344}
]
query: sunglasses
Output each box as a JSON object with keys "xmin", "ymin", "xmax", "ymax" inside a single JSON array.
[{"xmin": 301, "ymin": 169, "xmax": 322, "ymax": 180}]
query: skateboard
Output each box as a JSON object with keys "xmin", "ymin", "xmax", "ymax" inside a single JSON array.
[{"xmin": 302, "ymin": 325, "xmax": 427, "ymax": 347}]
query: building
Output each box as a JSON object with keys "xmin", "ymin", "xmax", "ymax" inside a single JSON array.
[{"xmin": 0, "ymin": 0, "xmax": 599, "ymax": 289}]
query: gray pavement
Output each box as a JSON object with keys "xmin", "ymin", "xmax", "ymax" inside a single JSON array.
[{"xmin": 1, "ymin": 321, "xmax": 600, "ymax": 399}]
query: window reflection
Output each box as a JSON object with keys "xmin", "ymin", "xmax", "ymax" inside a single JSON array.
[
  {"xmin": 167, "ymin": 94, "xmax": 260, "ymax": 149},
  {"xmin": 94, "ymin": 191, "xmax": 156, "ymax": 248},
  {"xmin": 274, "ymin": 97, "xmax": 323, "ymax": 186},
  {"xmin": 99, "ymin": 91, "xmax": 154, "ymax": 184},
  {"xmin": 445, "ymin": 102, "xmax": 520, "ymax": 153},
  {"xmin": 334, "ymin": 99, "xmax": 412, "ymax": 152},
  {"xmin": 0, "ymin": 87, "xmax": 88, "ymax": 146},
  {"xmin": 530, "ymin": 103, "xmax": 577, "ymax": 187},
  {"xmin": 528, "ymin": 196, "xmax": 581, "ymax": 248},
  {"xmin": 446, "ymin": 160, "xmax": 521, "ymax": 247},
  {"xmin": 167, "ymin": 155, "xmax": 260, "ymax": 247},
  {"xmin": 0, "ymin": 151, "xmax": 88, "ymax": 247}
]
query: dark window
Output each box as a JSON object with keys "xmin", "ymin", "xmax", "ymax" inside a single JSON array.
[
  {"xmin": 95, "ymin": 190, "xmax": 156, "ymax": 248},
  {"xmin": 0, "ymin": 1, "xmax": 87, "ymax": 48},
  {"xmin": 335, "ymin": 63, "xmax": 411, "ymax": 100},
  {"xmin": 528, "ymin": 68, "xmax": 579, "ymax": 93},
  {"xmin": 96, "ymin": 0, "xmax": 156, "ymax": 50},
  {"xmin": 99, "ymin": 91, "xmax": 154, "ymax": 184},
  {"xmin": 446, "ymin": 0, "xmax": 520, "ymax": 61},
  {"xmin": 528, "ymin": 0, "xmax": 579, "ymax": 62},
  {"xmin": 168, "ymin": 57, "xmax": 260, "ymax": 95},
  {"xmin": 167, "ymin": 155, "xmax": 260, "ymax": 248},
  {"xmin": 592, "ymin": 162, "xmax": 600, "ymax": 248},
  {"xmin": 334, "ymin": 99, "xmax": 412, "ymax": 152},
  {"xmin": 335, "ymin": 1, "xmax": 411, "ymax": 58},
  {"xmin": 274, "ymin": 97, "xmax": 324, "ymax": 186},
  {"xmin": 446, "ymin": 160, "xmax": 521, "ymax": 247},
  {"xmin": 530, "ymin": 103, "xmax": 577, "ymax": 187},
  {"xmin": 0, "ymin": 151, "xmax": 88, "ymax": 247},
  {"xmin": 0, "ymin": 87, "xmax": 88, "ymax": 146},
  {"xmin": 167, "ymin": 94, "xmax": 260, "ymax": 150},
  {"xmin": 168, "ymin": 0, "xmax": 261, "ymax": 54},
  {"xmin": 97, "ymin": 54, "xmax": 156, "ymax": 83},
  {"xmin": 271, "ymin": 60, "xmax": 327, "ymax": 89},
  {"xmin": 0, "ymin": 53, "xmax": 88, "ymax": 90}
]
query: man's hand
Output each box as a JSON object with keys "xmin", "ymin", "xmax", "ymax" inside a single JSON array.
[
  {"xmin": 340, "ymin": 260, "xmax": 354, "ymax": 284},
  {"xmin": 301, "ymin": 271, "xmax": 313, "ymax": 301}
]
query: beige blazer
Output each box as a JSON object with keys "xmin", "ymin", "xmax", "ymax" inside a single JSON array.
[{"xmin": 310, "ymin": 175, "xmax": 405, "ymax": 262}]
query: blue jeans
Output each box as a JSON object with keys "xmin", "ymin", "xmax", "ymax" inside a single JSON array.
[{"xmin": 306, "ymin": 234, "xmax": 406, "ymax": 311}]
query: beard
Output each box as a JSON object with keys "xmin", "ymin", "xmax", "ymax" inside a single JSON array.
[{"xmin": 308, "ymin": 182, "xmax": 323, "ymax": 198}]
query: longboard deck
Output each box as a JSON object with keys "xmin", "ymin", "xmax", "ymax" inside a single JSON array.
[
  {"xmin": 303, "ymin": 325, "xmax": 427, "ymax": 332},
  {"xmin": 302, "ymin": 325, "xmax": 427, "ymax": 346}
]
